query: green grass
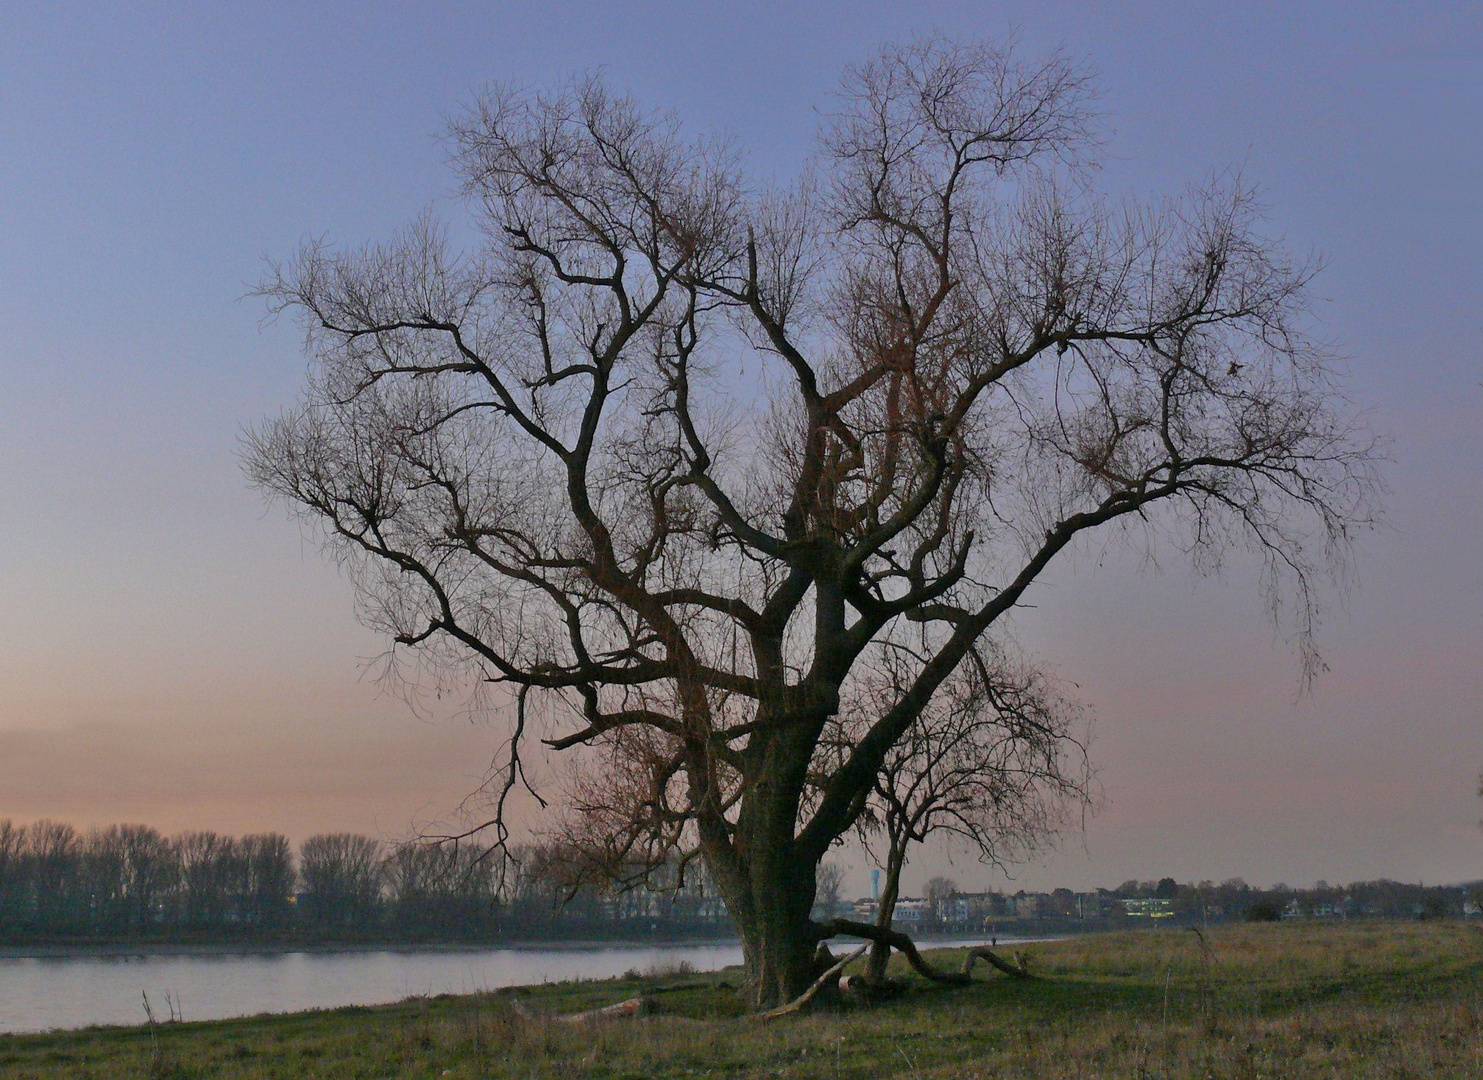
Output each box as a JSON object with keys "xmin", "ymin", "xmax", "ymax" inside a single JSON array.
[{"xmin": 5, "ymin": 921, "xmax": 1483, "ymax": 1077}]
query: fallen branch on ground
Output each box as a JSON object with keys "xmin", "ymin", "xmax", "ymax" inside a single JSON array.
[
  {"xmin": 510, "ymin": 995, "xmax": 655, "ymax": 1022},
  {"xmin": 960, "ymin": 945, "xmax": 1032, "ymax": 979},
  {"xmin": 815, "ymin": 919, "xmax": 1032, "ymax": 983}
]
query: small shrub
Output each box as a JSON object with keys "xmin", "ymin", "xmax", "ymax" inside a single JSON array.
[{"xmin": 645, "ymin": 959, "xmax": 696, "ymax": 978}]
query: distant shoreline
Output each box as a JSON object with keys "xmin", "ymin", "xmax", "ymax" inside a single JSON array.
[
  {"xmin": 0, "ymin": 936, "xmax": 740, "ymax": 960},
  {"xmin": 0, "ymin": 931, "xmax": 1039, "ymax": 962}
]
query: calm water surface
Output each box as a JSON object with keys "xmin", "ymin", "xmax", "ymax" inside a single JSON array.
[
  {"xmin": 0, "ymin": 937, "xmax": 1013, "ymax": 1034},
  {"xmin": 0, "ymin": 942, "xmax": 745, "ymax": 1035}
]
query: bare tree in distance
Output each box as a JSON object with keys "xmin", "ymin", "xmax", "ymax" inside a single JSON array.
[
  {"xmin": 176, "ymin": 831, "xmax": 238, "ymax": 930},
  {"xmin": 925, "ymin": 877, "xmax": 959, "ymax": 922},
  {"xmin": 813, "ymin": 862, "xmax": 846, "ymax": 919},
  {"xmin": 238, "ymin": 833, "xmax": 295, "ymax": 930},
  {"xmin": 823, "ymin": 642, "xmax": 1090, "ymax": 981},
  {"xmin": 247, "ymin": 34, "xmax": 1383, "ymax": 1005},
  {"xmin": 299, "ymin": 834, "xmax": 384, "ymax": 929}
]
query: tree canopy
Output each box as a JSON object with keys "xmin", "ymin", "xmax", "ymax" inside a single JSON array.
[{"xmin": 248, "ymin": 35, "xmax": 1382, "ymax": 1005}]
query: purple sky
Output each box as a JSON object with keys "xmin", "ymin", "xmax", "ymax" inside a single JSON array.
[{"xmin": 0, "ymin": 2, "xmax": 1479, "ymax": 895}]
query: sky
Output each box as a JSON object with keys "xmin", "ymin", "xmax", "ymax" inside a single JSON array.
[{"xmin": 0, "ymin": 2, "xmax": 1479, "ymax": 895}]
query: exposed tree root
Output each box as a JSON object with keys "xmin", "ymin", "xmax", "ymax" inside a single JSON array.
[
  {"xmin": 961, "ymin": 944, "xmax": 1033, "ymax": 979},
  {"xmin": 753, "ymin": 943, "xmax": 869, "ymax": 1021},
  {"xmin": 815, "ymin": 918, "xmax": 1032, "ymax": 984},
  {"xmin": 508, "ymin": 923, "xmax": 1025, "ymax": 1026}
]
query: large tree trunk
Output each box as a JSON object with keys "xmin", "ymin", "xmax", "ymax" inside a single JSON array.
[
  {"xmin": 733, "ymin": 887, "xmax": 819, "ymax": 1008},
  {"xmin": 713, "ymin": 852, "xmax": 819, "ymax": 1007},
  {"xmin": 706, "ymin": 752, "xmax": 826, "ymax": 1008}
]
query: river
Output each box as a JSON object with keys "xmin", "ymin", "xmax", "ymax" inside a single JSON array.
[{"xmin": 0, "ymin": 936, "xmax": 1019, "ymax": 1034}]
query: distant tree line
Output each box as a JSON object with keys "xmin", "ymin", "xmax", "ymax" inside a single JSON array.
[
  {"xmin": 1133, "ymin": 877, "xmax": 1481, "ymax": 924},
  {"xmin": 0, "ymin": 819, "xmax": 728, "ymax": 944},
  {"xmin": 857, "ymin": 875, "xmax": 1482, "ymax": 932},
  {"xmin": 3, "ymin": 818, "xmax": 1474, "ymax": 944}
]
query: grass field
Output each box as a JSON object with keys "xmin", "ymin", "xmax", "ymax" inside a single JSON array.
[{"xmin": 3, "ymin": 921, "xmax": 1481, "ymax": 1078}]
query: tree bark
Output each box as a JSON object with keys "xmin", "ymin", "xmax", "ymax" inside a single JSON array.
[
  {"xmin": 868, "ymin": 840, "xmax": 907, "ymax": 980},
  {"xmin": 730, "ymin": 909, "xmax": 819, "ymax": 1007},
  {"xmin": 707, "ymin": 710, "xmax": 839, "ymax": 1007},
  {"xmin": 710, "ymin": 819, "xmax": 822, "ymax": 1007}
]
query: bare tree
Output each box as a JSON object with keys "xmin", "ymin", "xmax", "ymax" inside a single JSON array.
[
  {"xmin": 239, "ymin": 833, "xmax": 295, "ymax": 930},
  {"xmin": 826, "ymin": 643, "xmax": 1088, "ymax": 980},
  {"xmin": 86, "ymin": 824, "xmax": 177, "ymax": 934},
  {"xmin": 248, "ymin": 35, "xmax": 1381, "ymax": 1004},
  {"xmin": 925, "ymin": 877, "xmax": 959, "ymax": 923},
  {"xmin": 0, "ymin": 821, "xmax": 24, "ymax": 928},
  {"xmin": 175, "ymin": 831, "xmax": 240, "ymax": 931},
  {"xmin": 25, "ymin": 820, "xmax": 82, "ymax": 932},
  {"xmin": 299, "ymin": 834, "xmax": 384, "ymax": 929},
  {"xmin": 385, "ymin": 837, "xmax": 500, "ymax": 935},
  {"xmin": 813, "ymin": 862, "xmax": 846, "ymax": 919}
]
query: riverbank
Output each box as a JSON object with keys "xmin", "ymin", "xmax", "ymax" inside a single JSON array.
[
  {"xmin": 0, "ymin": 932, "xmax": 1018, "ymax": 961},
  {"xmin": 0, "ymin": 935, "xmax": 743, "ymax": 960},
  {"xmin": 0, "ymin": 923, "xmax": 741, "ymax": 958},
  {"xmin": 3, "ymin": 921, "xmax": 1479, "ymax": 1078},
  {"xmin": 0, "ymin": 935, "xmax": 1035, "ymax": 1034}
]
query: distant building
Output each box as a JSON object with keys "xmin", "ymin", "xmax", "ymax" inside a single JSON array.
[
  {"xmin": 1119, "ymin": 898, "xmax": 1175, "ymax": 919},
  {"xmin": 847, "ymin": 896, "xmax": 927, "ymax": 924},
  {"xmin": 947, "ymin": 891, "xmax": 1005, "ymax": 923},
  {"xmin": 894, "ymin": 897, "xmax": 928, "ymax": 922},
  {"xmin": 1009, "ymin": 892, "xmax": 1039, "ymax": 918},
  {"xmin": 1075, "ymin": 893, "xmax": 1105, "ymax": 919}
]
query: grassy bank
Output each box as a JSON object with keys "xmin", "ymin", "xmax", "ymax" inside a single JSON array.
[{"xmin": 4, "ymin": 921, "xmax": 1481, "ymax": 1078}]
